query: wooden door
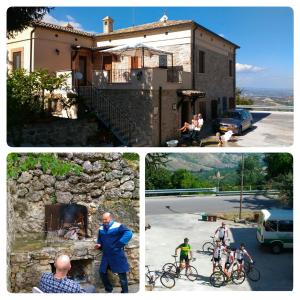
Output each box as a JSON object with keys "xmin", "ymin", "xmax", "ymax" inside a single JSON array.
[
  {"xmin": 103, "ymin": 56, "xmax": 112, "ymax": 82},
  {"xmin": 131, "ymin": 56, "xmax": 139, "ymax": 69},
  {"xmin": 211, "ymin": 100, "xmax": 218, "ymax": 119}
]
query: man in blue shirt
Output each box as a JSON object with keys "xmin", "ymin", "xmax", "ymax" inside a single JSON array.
[
  {"xmin": 39, "ymin": 255, "xmax": 95, "ymax": 293},
  {"xmin": 95, "ymin": 212, "xmax": 133, "ymax": 293}
]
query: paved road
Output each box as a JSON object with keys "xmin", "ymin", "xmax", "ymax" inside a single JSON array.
[
  {"xmin": 235, "ymin": 111, "xmax": 293, "ymax": 147},
  {"xmin": 145, "ymin": 215, "xmax": 293, "ymax": 291},
  {"xmin": 146, "ymin": 195, "xmax": 279, "ymax": 215}
]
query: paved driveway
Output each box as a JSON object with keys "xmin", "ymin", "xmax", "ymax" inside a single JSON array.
[{"xmin": 145, "ymin": 214, "xmax": 293, "ymax": 291}]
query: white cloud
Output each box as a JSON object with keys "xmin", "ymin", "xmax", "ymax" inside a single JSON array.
[
  {"xmin": 236, "ymin": 63, "xmax": 265, "ymax": 73},
  {"xmin": 42, "ymin": 13, "xmax": 95, "ymax": 33}
]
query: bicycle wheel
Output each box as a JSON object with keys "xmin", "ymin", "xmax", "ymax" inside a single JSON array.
[
  {"xmin": 210, "ymin": 271, "xmax": 225, "ymax": 287},
  {"xmin": 247, "ymin": 266, "xmax": 261, "ymax": 282},
  {"xmin": 160, "ymin": 272, "xmax": 175, "ymax": 289},
  {"xmin": 145, "ymin": 274, "xmax": 155, "ymax": 288},
  {"xmin": 162, "ymin": 263, "xmax": 177, "ymax": 276},
  {"xmin": 185, "ymin": 265, "xmax": 198, "ymax": 281},
  {"xmin": 202, "ymin": 242, "xmax": 214, "ymax": 254},
  {"xmin": 231, "ymin": 270, "xmax": 246, "ymax": 285}
]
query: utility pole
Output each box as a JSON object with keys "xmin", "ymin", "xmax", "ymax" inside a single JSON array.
[{"xmin": 239, "ymin": 153, "xmax": 244, "ymax": 219}]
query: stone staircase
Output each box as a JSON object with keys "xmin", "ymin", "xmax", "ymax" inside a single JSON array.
[{"xmin": 79, "ymin": 86, "xmax": 151, "ymax": 146}]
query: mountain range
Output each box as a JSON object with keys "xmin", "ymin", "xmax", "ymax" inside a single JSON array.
[{"xmin": 165, "ymin": 153, "xmax": 243, "ymax": 172}]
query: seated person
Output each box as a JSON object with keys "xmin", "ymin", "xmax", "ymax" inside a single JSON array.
[
  {"xmin": 39, "ymin": 254, "xmax": 95, "ymax": 293},
  {"xmin": 178, "ymin": 115, "xmax": 199, "ymax": 133}
]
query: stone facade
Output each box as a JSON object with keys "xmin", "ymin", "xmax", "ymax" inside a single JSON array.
[
  {"xmin": 7, "ymin": 118, "xmax": 99, "ymax": 147},
  {"xmin": 7, "ymin": 153, "xmax": 139, "ymax": 292}
]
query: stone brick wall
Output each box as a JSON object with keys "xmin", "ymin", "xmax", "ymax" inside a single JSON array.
[
  {"xmin": 7, "ymin": 153, "xmax": 139, "ymax": 292},
  {"xmin": 7, "ymin": 118, "xmax": 100, "ymax": 147}
]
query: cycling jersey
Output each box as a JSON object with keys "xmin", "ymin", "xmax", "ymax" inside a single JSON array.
[
  {"xmin": 235, "ymin": 248, "xmax": 248, "ymax": 261},
  {"xmin": 213, "ymin": 245, "xmax": 225, "ymax": 259},
  {"xmin": 178, "ymin": 243, "xmax": 191, "ymax": 257},
  {"xmin": 216, "ymin": 226, "xmax": 227, "ymax": 239}
]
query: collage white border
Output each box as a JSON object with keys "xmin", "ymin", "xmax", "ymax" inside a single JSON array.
[{"xmin": 1, "ymin": 0, "xmax": 298, "ymax": 299}]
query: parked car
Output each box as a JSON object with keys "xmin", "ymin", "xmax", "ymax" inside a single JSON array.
[{"xmin": 213, "ymin": 108, "xmax": 253, "ymax": 135}]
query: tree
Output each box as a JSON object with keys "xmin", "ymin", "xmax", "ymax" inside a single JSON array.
[
  {"xmin": 235, "ymin": 87, "xmax": 254, "ymax": 105},
  {"xmin": 264, "ymin": 153, "xmax": 293, "ymax": 207},
  {"xmin": 264, "ymin": 153, "xmax": 293, "ymax": 178},
  {"xmin": 145, "ymin": 167, "xmax": 172, "ymax": 190},
  {"xmin": 236, "ymin": 154, "xmax": 265, "ymax": 189},
  {"xmin": 145, "ymin": 153, "xmax": 169, "ymax": 170},
  {"xmin": 7, "ymin": 7, "xmax": 51, "ymax": 38}
]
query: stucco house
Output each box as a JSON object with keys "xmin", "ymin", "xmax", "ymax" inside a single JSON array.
[{"xmin": 7, "ymin": 14, "xmax": 240, "ymax": 146}]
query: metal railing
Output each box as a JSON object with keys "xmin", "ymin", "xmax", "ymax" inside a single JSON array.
[
  {"xmin": 78, "ymin": 86, "xmax": 135, "ymax": 145},
  {"xmin": 145, "ymin": 188, "xmax": 279, "ymax": 196},
  {"xmin": 145, "ymin": 188, "xmax": 217, "ymax": 196},
  {"xmin": 167, "ymin": 69, "xmax": 183, "ymax": 83},
  {"xmin": 104, "ymin": 69, "xmax": 132, "ymax": 83}
]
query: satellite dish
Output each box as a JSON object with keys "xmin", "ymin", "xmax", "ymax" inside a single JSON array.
[{"xmin": 75, "ymin": 72, "xmax": 83, "ymax": 80}]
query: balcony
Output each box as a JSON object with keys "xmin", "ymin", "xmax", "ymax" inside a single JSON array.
[{"xmin": 93, "ymin": 68, "xmax": 190, "ymax": 90}]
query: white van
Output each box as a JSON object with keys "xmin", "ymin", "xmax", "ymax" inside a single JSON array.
[{"xmin": 256, "ymin": 209, "xmax": 293, "ymax": 254}]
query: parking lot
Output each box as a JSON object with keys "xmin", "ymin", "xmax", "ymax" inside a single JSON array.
[{"xmin": 145, "ymin": 213, "xmax": 293, "ymax": 291}]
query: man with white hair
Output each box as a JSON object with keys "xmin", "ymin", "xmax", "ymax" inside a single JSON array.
[
  {"xmin": 39, "ymin": 254, "xmax": 95, "ymax": 293},
  {"xmin": 95, "ymin": 212, "xmax": 133, "ymax": 293}
]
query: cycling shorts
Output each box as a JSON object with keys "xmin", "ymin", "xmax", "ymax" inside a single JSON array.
[
  {"xmin": 213, "ymin": 257, "xmax": 221, "ymax": 263},
  {"xmin": 237, "ymin": 258, "xmax": 244, "ymax": 265},
  {"xmin": 180, "ymin": 255, "xmax": 190, "ymax": 263}
]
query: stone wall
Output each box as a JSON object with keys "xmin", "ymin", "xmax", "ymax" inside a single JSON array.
[
  {"xmin": 7, "ymin": 118, "xmax": 99, "ymax": 147},
  {"xmin": 7, "ymin": 153, "xmax": 139, "ymax": 292}
]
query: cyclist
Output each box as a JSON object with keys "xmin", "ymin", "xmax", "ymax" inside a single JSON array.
[
  {"xmin": 212, "ymin": 239, "xmax": 226, "ymax": 273},
  {"xmin": 214, "ymin": 221, "xmax": 228, "ymax": 246},
  {"xmin": 175, "ymin": 238, "xmax": 193, "ymax": 272},
  {"xmin": 223, "ymin": 246, "xmax": 235, "ymax": 279},
  {"xmin": 235, "ymin": 243, "xmax": 254, "ymax": 276}
]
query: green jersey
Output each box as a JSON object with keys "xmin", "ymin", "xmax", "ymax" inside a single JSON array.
[{"xmin": 178, "ymin": 243, "xmax": 191, "ymax": 257}]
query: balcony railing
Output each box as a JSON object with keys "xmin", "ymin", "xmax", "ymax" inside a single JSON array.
[
  {"xmin": 104, "ymin": 69, "xmax": 132, "ymax": 83},
  {"xmin": 167, "ymin": 69, "xmax": 183, "ymax": 83}
]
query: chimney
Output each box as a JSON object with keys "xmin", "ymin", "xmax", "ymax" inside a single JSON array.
[{"xmin": 102, "ymin": 16, "xmax": 114, "ymax": 34}]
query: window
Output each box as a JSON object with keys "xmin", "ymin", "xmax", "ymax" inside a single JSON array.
[
  {"xmin": 199, "ymin": 50, "xmax": 205, "ymax": 73},
  {"xmin": 264, "ymin": 220, "xmax": 277, "ymax": 232},
  {"xmin": 12, "ymin": 51, "xmax": 21, "ymax": 70},
  {"xmin": 229, "ymin": 59, "xmax": 233, "ymax": 77},
  {"xmin": 278, "ymin": 220, "xmax": 293, "ymax": 232},
  {"xmin": 159, "ymin": 55, "xmax": 168, "ymax": 68}
]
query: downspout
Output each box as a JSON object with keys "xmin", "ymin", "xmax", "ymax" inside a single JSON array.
[
  {"xmin": 159, "ymin": 86, "xmax": 162, "ymax": 146},
  {"xmin": 233, "ymin": 48, "xmax": 237, "ymax": 108},
  {"xmin": 29, "ymin": 28, "xmax": 35, "ymax": 72},
  {"xmin": 192, "ymin": 24, "xmax": 197, "ymax": 90}
]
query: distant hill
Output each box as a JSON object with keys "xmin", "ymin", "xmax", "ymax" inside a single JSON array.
[{"xmin": 166, "ymin": 153, "xmax": 242, "ymax": 172}]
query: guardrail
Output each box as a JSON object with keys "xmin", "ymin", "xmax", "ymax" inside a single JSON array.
[
  {"xmin": 145, "ymin": 188, "xmax": 217, "ymax": 196},
  {"xmin": 236, "ymin": 105, "xmax": 293, "ymax": 112},
  {"xmin": 216, "ymin": 189, "xmax": 279, "ymax": 196},
  {"xmin": 145, "ymin": 188, "xmax": 279, "ymax": 196}
]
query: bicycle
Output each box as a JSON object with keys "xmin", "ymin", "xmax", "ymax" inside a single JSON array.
[
  {"xmin": 202, "ymin": 236, "xmax": 230, "ymax": 254},
  {"xmin": 210, "ymin": 262, "xmax": 246, "ymax": 287},
  {"xmin": 162, "ymin": 255, "xmax": 198, "ymax": 281},
  {"xmin": 244, "ymin": 261, "xmax": 261, "ymax": 282},
  {"xmin": 145, "ymin": 265, "xmax": 175, "ymax": 289}
]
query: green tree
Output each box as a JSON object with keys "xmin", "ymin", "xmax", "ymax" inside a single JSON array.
[
  {"xmin": 145, "ymin": 167, "xmax": 172, "ymax": 190},
  {"xmin": 7, "ymin": 7, "xmax": 51, "ymax": 38},
  {"xmin": 235, "ymin": 87, "xmax": 254, "ymax": 105},
  {"xmin": 236, "ymin": 154, "xmax": 265, "ymax": 189},
  {"xmin": 264, "ymin": 153, "xmax": 293, "ymax": 207}
]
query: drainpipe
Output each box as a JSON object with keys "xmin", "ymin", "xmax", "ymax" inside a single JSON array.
[
  {"xmin": 159, "ymin": 86, "xmax": 162, "ymax": 145},
  {"xmin": 191, "ymin": 24, "xmax": 197, "ymax": 90},
  {"xmin": 29, "ymin": 28, "xmax": 35, "ymax": 72}
]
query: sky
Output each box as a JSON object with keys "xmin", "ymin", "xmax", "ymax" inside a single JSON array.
[{"xmin": 44, "ymin": 7, "xmax": 294, "ymax": 90}]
